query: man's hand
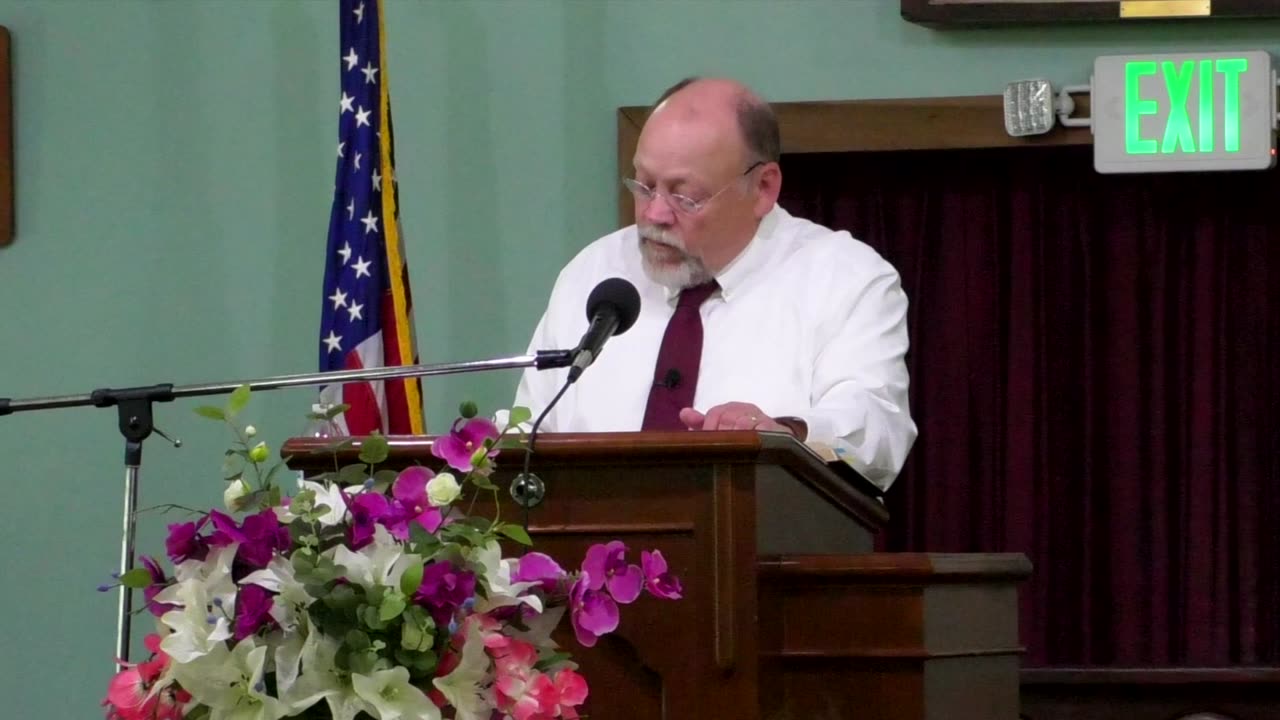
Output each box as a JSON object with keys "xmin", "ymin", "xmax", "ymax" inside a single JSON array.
[{"xmin": 678, "ymin": 402, "xmax": 794, "ymax": 435}]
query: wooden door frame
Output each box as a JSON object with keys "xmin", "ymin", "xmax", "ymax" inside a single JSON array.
[{"xmin": 615, "ymin": 93, "xmax": 1092, "ymax": 227}]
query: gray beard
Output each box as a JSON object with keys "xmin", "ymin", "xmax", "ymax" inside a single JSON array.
[{"xmin": 637, "ymin": 228, "xmax": 712, "ymax": 290}]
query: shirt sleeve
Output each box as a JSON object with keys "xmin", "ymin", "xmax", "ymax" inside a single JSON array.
[
  {"xmin": 792, "ymin": 253, "xmax": 917, "ymax": 492},
  {"xmin": 511, "ymin": 264, "xmax": 581, "ymax": 433}
]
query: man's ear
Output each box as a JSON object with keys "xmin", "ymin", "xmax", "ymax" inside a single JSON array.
[{"xmin": 754, "ymin": 162, "xmax": 782, "ymax": 219}]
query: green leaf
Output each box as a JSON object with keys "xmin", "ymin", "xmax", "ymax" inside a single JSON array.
[
  {"xmin": 470, "ymin": 473, "xmax": 497, "ymax": 491},
  {"xmin": 400, "ymin": 607, "xmax": 435, "ymax": 652},
  {"xmin": 266, "ymin": 486, "xmax": 282, "ymax": 508},
  {"xmin": 408, "ymin": 524, "xmax": 442, "ymax": 553},
  {"xmin": 399, "ymin": 561, "xmax": 424, "ymax": 597},
  {"xmin": 536, "ymin": 651, "xmax": 573, "ymax": 671},
  {"xmin": 264, "ymin": 459, "xmax": 291, "ymax": 488},
  {"xmin": 323, "ymin": 583, "xmax": 358, "ymax": 610},
  {"xmin": 371, "ymin": 468, "xmax": 399, "ymax": 493},
  {"xmin": 497, "ymin": 523, "xmax": 533, "ymax": 546},
  {"xmin": 440, "ymin": 523, "xmax": 485, "ymax": 547},
  {"xmin": 361, "ymin": 604, "xmax": 387, "ymax": 631},
  {"xmin": 507, "ymin": 406, "xmax": 532, "ymax": 428},
  {"xmin": 119, "ymin": 568, "xmax": 154, "ymax": 589},
  {"xmin": 337, "ymin": 463, "xmax": 370, "ymax": 487},
  {"xmin": 359, "ymin": 433, "xmax": 390, "ymax": 465},
  {"xmin": 227, "ymin": 384, "xmax": 251, "ymax": 418},
  {"xmin": 348, "ymin": 648, "xmax": 377, "ymax": 676},
  {"xmin": 194, "ymin": 405, "xmax": 226, "ymax": 421},
  {"xmin": 291, "ymin": 489, "xmax": 316, "ymax": 515},
  {"xmin": 324, "ymin": 403, "xmax": 352, "ymax": 420},
  {"xmin": 379, "ymin": 591, "xmax": 407, "ymax": 622},
  {"xmin": 345, "ymin": 629, "xmax": 371, "ymax": 651},
  {"xmin": 321, "ymin": 437, "xmax": 358, "ymax": 454}
]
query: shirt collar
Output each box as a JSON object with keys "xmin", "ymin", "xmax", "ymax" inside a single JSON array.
[{"xmin": 658, "ymin": 204, "xmax": 787, "ymax": 305}]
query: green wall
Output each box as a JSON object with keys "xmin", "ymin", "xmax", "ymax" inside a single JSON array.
[{"xmin": 0, "ymin": 1, "xmax": 1276, "ymax": 715}]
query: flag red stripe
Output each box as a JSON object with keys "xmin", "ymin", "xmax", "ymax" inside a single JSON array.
[{"xmin": 341, "ymin": 352, "xmax": 382, "ymax": 435}]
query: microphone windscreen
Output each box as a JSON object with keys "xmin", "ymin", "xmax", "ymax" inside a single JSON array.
[{"xmin": 585, "ymin": 278, "xmax": 641, "ymax": 335}]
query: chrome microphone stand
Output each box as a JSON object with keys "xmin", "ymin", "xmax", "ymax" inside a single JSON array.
[{"xmin": 0, "ymin": 349, "xmax": 572, "ymax": 664}]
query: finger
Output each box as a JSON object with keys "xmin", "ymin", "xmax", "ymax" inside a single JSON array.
[
  {"xmin": 678, "ymin": 407, "xmax": 705, "ymax": 430},
  {"xmin": 731, "ymin": 413, "xmax": 758, "ymax": 430},
  {"xmin": 702, "ymin": 404, "xmax": 729, "ymax": 431}
]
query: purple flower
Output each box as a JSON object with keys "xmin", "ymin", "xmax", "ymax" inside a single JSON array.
[
  {"xmin": 207, "ymin": 510, "xmax": 246, "ymax": 548},
  {"xmin": 512, "ymin": 552, "xmax": 567, "ymax": 594},
  {"xmin": 140, "ymin": 556, "xmax": 177, "ymax": 617},
  {"xmin": 412, "ymin": 561, "xmax": 476, "ymax": 625},
  {"xmin": 392, "ymin": 467, "xmax": 445, "ymax": 535},
  {"xmin": 165, "ymin": 520, "xmax": 208, "ymax": 564},
  {"xmin": 641, "ymin": 550, "xmax": 682, "ymax": 600},
  {"xmin": 344, "ymin": 490, "xmax": 393, "ymax": 549},
  {"xmin": 237, "ymin": 509, "xmax": 291, "ymax": 569},
  {"xmin": 569, "ymin": 573, "xmax": 618, "ymax": 647},
  {"xmin": 234, "ymin": 583, "xmax": 277, "ymax": 641},
  {"xmin": 582, "ymin": 541, "xmax": 642, "ymax": 604},
  {"xmin": 431, "ymin": 418, "xmax": 500, "ymax": 473}
]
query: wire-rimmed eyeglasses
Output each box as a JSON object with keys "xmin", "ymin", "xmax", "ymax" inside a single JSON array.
[{"xmin": 622, "ymin": 161, "xmax": 765, "ymax": 215}]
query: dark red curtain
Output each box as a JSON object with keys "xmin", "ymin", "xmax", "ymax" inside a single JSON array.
[{"xmin": 778, "ymin": 144, "xmax": 1280, "ymax": 667}]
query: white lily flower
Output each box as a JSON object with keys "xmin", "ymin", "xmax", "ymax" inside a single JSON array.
[
  {"xmin": 353, "ymin": 666, "xmax": 441, "ymax": 720},
  {"xmin": 431, "ymin": 621, "xmax": 492, "ymax": 720},
  {"xmin": 510, "ymin": 605, "xmax": 568, "ymax": 650},
  {"xmin": 280, "ymin": 630, "xmax": 344, "ymax": 714},
  {"xmin": 274, "ymin": 479, "xmax": 348, "ymax": 527},
  {"xmin": 241, "ymin": 556, "xmax": 313, "ymax": 633},
  {"xmin": 171, "ymin": 637, "xmax": 288, "ymax": 720},
  {"xmin": 468, "ymin": 540, "xmax": 542, "ymax": 614},
  {"xmin": 224, "ymin": 479, "xmax": 252, "ymax": 512},
  {"xmin": 322, "ymin": 679, "xmax": 374, "ymax": 720},
  {"xmin": 156, "ymin": 545, "xmax": 239, "ymax": 663},
  {"xmin": 328, "ymin": 525, "xmax": 420, "ymax": 593}
]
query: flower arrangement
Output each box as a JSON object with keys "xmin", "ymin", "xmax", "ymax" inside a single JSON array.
[{"xmin": 101, "ymin": 387, "xmax": 682, "ymax": 720}]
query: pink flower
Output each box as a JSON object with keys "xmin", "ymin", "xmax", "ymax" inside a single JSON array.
[
  {"xmin": 569, "ymin": 573, "xmax": 618, "ymax": 647},
  {"xmin": 512, "ymin": 552, "xmax": 567, "ymax": 594},
  {"xmin": 641, "ymin": 550, "xmax": 683, "ymax": 600},
  {"xmin": 391, "ymin": 466, "xmax": 445, "ymax": 535},
  {"xmin": 102, "ymin": 635, "xmax": 187, "ymax": 720},
  {"xmin": 139, "ymin": 556, "xmax": 176, "ymax": 618},
  {"xmin": 549, "ymin": 668, "xmax": 589, "ymax": 719},
  {"xmin": 431, "ymin": 417, "xmax": 500, "ymax": 473},
  {"xmin": 582, "ymin": 541, "xmax": 642, "ymax": 604}
]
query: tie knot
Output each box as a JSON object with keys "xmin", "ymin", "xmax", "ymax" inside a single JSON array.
[{"xmin": 677, "ymin": 281, "xmax": 718, "ymax": 309}]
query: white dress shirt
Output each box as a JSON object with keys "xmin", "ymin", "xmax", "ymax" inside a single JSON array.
[{"xmin": 513, "ymin": 204, "xmax": 917, "ymax": 491}]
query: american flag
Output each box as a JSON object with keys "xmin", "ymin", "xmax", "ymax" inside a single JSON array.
[{"xmin": 317, "ymin": 0, "xmax": 424, "ymax": 436}]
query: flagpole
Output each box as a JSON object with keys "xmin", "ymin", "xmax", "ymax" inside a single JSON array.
[{"xmin": 0, "ymin": 348, "xmax": 573, "ymax": 663}]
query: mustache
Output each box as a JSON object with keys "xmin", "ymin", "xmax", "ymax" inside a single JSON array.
[{"xmin": 638, "ymin": 225, "xmax": 684, "ymax": 250}]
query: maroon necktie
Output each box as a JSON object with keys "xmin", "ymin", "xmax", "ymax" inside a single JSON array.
[{"xmin": 641, "ymin": 281, "xmax": 719, "ymax": 430}]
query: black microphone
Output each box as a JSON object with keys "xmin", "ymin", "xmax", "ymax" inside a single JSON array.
[
  {"xmin": 568, "ymin": 277, "xmax": 641, "ymax": 383},
  {"xmin": 656, "ymin": 368, "xmax": 681, "ymax": 389}
]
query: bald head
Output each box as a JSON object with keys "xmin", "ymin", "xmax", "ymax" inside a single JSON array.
[{"xmin": 649, "ymin": 77, "xmax": 780, "ymax": 166}]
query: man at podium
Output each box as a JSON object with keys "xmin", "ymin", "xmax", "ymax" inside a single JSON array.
[{"xmin": 514, "ymin": 76, "xmax": 916, "ymax": 492}]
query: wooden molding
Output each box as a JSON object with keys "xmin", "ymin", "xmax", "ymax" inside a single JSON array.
[
  {"xmin": 901, "ymin": 0, "xmax": 1280, "ymax": 26},
  {"xmin": 616, "ymin": 93, "xmax": 1092, "ymax": 227},
  {"xmin": 0, "ymin": 27, "xmax": 12, "ymax": 246}
]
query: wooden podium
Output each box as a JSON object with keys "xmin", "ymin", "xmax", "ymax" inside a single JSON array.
[{"xmin": 284, "ymin": 431, "xmax": 1029, "ymax": 720}]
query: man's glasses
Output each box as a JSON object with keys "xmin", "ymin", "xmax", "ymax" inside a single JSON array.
[{"xmin": 622, "ymin": 161, "xmax": 765, "ymax": 215}]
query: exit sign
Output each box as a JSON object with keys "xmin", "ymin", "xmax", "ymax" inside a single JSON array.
[{"xmin": 1092, "ymin": 51, "xmax": 1276, "ymax": 173}]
